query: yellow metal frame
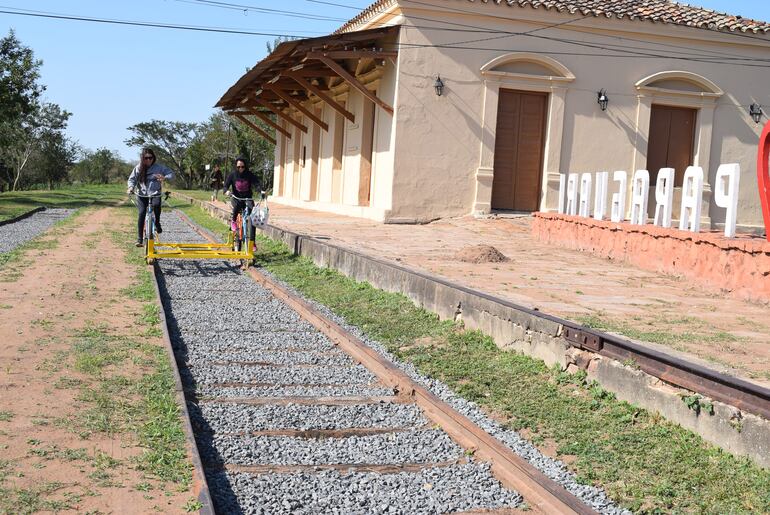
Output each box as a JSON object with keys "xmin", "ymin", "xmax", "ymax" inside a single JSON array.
[{"xmin": 145, "ymin": 233, "xmax": 255, "ymax": 263}]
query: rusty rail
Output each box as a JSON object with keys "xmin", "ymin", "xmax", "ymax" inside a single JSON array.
[
  {"xmin": 172, "ymin": 192, "xmax": 770, "ymax": 422},
  {"xmin": 150, "ymin": 262, "xmax": 215, "ymax": 515},
  {"xmin": 173, "ymin": 210, "xmax": 596, "ymax": 514}
]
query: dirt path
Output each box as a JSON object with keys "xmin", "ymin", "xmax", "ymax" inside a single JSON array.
[{"xmin": 0, "ymin": 206, "xmax": 192, "ymax": 513}]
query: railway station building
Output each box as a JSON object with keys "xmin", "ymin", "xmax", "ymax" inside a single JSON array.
[{"xmin": 216, "ymin": 0, "xmax": 770, "ymax": 231}]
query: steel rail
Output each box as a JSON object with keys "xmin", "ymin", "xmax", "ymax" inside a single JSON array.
[
  {"xmin": 248, "ymin": 266, "xmax": 597, "ymax": 515},
  {"xmin": 173, "ymin": 193, "xmax": 770, "ymax": 421},
  {"xmin": 257, "ymin": 219, "xmax": 770, "ymax": 422},
  {"xmin": 149, "ymin": 262, "xmax": 215, "ymax": 515},
  {"xmin": 175, "ymin": 210, "xmax": 597, "ymax": 514}
]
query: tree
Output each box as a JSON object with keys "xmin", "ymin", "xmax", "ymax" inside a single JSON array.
[
  {"xmin": 125, "ymin": 120, "xmax": 200, "ymax": 189},
  {"xmin": 71, "ymin": 148, "xmax": 126, "ymax": 184},
  {"xmin": 28, "ymin": 134, "xmax": 78, "ymax": 189},
  {"xmin": 0, "ymin": 29, "xmax": 44, "ymax": 190},
  {"xmin": 2, "ymin": 102, "xmax": 71, "ymax": 190}
]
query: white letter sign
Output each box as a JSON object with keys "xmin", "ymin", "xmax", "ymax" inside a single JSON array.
[
  {"xmin": 630, "ymin": 169, "xmax": 650, "ymax": 225},
  {"xmin": 679, "ymin": 166, "xmax": 704, "ymax": 233},
  {"xmin": 653, "ymin": 168, "xmax": 675, "ymax": 228},
  {"xmin": 566, "ymin": 173, "xmax": 579, "ymax": 215},
  {"xmin": 610, "ymin": 171, "xmax": 628, "ymax": 222},
  {"xmin": 579, "ymin": 173, "xmax": 592, "ymax": 217},
  {"xmin": 593, "ymin": 171, "xmax": 608, "ymax": 221},
  {"xmin": 714, "ymin": 163, "xmax": 740, "ymax": 238}
]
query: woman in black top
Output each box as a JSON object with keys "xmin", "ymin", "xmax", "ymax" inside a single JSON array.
[{"xmin": 223, "ymin": 157, "xmax": 261, "ymax": 232}]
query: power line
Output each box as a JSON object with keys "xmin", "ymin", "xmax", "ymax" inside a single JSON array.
[
  {"xmin": 3, "ymin": 3, "xmax": 770, "ymax": 68},
  {"xmin": 0, "ymin": 6, "xmax": 317, "ymax": 37},
  {"xmin": 172, "ymin": 0, "xmax": 348, "ymax": 23}
]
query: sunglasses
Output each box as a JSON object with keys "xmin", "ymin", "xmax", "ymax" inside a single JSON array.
[
  {"xmin": 143, "ymin": 156, "xmax": 154, "ymax": 161},
  {"xmin": 236, "ymin": 165, "xmax": 245, "ymax": 169}
]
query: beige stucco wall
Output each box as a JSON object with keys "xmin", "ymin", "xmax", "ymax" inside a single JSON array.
[{"xmin": 385, "ymin": 1, "xmax": 770, "ymax": 227}]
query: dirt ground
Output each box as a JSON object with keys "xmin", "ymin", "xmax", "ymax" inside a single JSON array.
[
  {"xmin": 0, "ymin": 206, "xmax": 192, "ymax": 513},
  {"xmin": 236, "ymin": 201, "xmax": 770, "ymax": 386}
]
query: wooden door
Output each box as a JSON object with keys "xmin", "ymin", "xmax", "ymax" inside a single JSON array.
[
  {"xmin": 491, "ymin": 89, "xmax": 547, "ymax": 211},
  {"xmin": 647, "ymin": 105, "xmax": 696, "ymax": 186}
]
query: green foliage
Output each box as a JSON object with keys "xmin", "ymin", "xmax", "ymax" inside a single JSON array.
[
  {"xmin": 124, "ymin": 119, "xmax": 200, "ymax": 189},
  {"xmin": 70, "ymin": 148, "xmax": 129, "ymax": 185}
]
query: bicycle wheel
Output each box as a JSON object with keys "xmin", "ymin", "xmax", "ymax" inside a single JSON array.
[
  {"xmin": 233, "ymin": 213, "xmax": 243, "ymax": 252},
  {"xmin": 144, "ymin": 211, "xmax": 154, "ymax": 263}
]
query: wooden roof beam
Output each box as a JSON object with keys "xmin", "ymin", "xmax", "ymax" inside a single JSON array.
[
  {"xmin": 312, "ymin": 56, "xmax": 393, "ymax": 116},
  {"xmin": 240, "ymin": 107, "xmax": 292, "ymax": 139},
  {"xmin": 251, "ymin": 96, "xmax": 308, "ymax": 134},
  {"xmin": 285, "ymin": 71, "xmax": 355, "ymax": 123},
  {"xmin": 265, "ymin": 85, "xmax": 329, "ymax": 132},
  {"xmin": 231, "ymin": 113, "xmax": 276, "ymax": 145}
]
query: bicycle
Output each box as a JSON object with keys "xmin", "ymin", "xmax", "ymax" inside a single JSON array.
[
  {"xmin": 227, "ymin": 193, "xmax": 256, "ymax": 267},
  {"xmin": 129, "ymin": 191, "xmax": 169, "ymax": 264}
]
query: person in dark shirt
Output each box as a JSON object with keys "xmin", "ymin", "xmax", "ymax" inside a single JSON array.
[
  {"xmin": 223, "ymin": 157, "xmax": 261, "ymax": 233},
  {"xmin": 209, "ymin": 164, "xmax": 223, "ymax": 201}
]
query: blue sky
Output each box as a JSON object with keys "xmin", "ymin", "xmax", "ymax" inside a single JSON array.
[{"xmin": 1, "ymin": 0, "xmax": 768, "ymax": 161}]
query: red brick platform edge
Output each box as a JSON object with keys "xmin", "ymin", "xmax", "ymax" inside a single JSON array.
[{"xmin": 531, "ymin": 212, "xmax": 770, "ymax": 302}]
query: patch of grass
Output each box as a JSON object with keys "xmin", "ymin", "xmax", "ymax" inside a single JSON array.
[
  {"xmin": 241, "ymin": 232, "xmax": 770, "ymax": 513},
  {"xmin": 0, "ymin": 481, "xmax": 76, "ymax": 514},
  {"xmin": 0, "ymin": 411, "xmax": 13, "ymax": 422},
  {"xmin": 576, "ymin": 312, "xmax": 740, "ymax": 347},
  {"xmin": 0, "ymin": 184, "xmax": 125, "ymax": 221}
]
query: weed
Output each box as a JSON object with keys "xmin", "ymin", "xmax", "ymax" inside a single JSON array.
[
  {"xmin": 0, "ymin": 411, "xmax": 13, "ymax": 422},
  {"xmin": 183, "ymin": 499, "xmax": 203, "ymax": 512},
  {"xmin": 681, "ymin": 394, "xmax": 715, "ymax": 416}
]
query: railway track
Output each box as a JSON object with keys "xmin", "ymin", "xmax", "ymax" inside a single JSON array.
[{"xmin": 154, "ymin": 212, "xmax": 624, "ymax": 514}]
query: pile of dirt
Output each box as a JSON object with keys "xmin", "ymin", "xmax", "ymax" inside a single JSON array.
[{"xmin": 454, "ymin": 244, "xmax": 509, "ymax": 264}]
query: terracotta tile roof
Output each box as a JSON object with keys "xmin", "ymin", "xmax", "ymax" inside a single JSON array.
[{"xmin": 337, "ymin": 0, "xmax": 770, "ymax": 34}]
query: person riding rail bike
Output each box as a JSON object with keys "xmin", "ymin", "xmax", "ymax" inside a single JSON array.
[
  {"xmin": 223, "ymin": 157, "xmax": 262, "ymax": 238},
  {"xmin": 127, "ymin": 147, "xmax": 173, "ymax": 247}
]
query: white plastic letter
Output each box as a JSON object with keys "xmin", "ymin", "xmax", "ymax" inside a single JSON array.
[
  {"xmin": 679, "ymin": 166, "xmax": 704, "ymax": 233},
  {"xmin": 610, "ymin": 171, "xmax": 628, "ymax": 222},
  {"xmin": 714, "ymin": 163, "xmax": 740, "ymax": 238},
  {"xmin": 579, "ymin": 173, "xmax": 592, "ymax": 217},
  {"xmin": 557, "ymin": 174, "xmax": 566, "ymax": 214},
  {"xmin": 653, "ymin": 168, "xmax": 675, "ymax": 228},
  {"xmin": 566, "ymin": 173, "xmax": 579, "ymax": 215},
  {"xmin": 593, "ymin": 172, "xmax": 608, "ymax": 221},
  {"xmin": 630, "ymin": 169, "xmax": 650, "ymax": 225}
]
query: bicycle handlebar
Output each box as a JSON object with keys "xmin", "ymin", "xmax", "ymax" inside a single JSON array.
[{"xmin": 229, "ymin": 194, "xmax": 253, "ymax": 201}]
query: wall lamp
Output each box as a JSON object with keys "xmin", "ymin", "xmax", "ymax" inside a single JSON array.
[
  {"xmin": 597, "ymin": 89, "xmax": 609, "ymax": 111},
  {"xmin": 750, "ymin": 103, "xmax": 763, "ymax": 124},
  {"xmin": 434, "ymin": 75, "xmax": 445, "ymax": 97}
]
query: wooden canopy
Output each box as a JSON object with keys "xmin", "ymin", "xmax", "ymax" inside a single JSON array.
[{"xmin": 215, "ymin": 26, "xmax": 399, "ymax": 141}]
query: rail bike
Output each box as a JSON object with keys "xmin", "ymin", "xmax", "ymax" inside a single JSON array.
[{"xmin": 134, "ymin": 191, "xmax": 269, "ymax": 267}]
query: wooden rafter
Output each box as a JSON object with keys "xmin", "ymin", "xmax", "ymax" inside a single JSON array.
[
  {"xmin": 231, "ymin": 113, "xmax": 276, "ymax": 145},
  {"xmin": 251, "ymin": 96, "xmax": 308, "ymax": 134},
  {"xmin": 285, "ymin": 72, "xmax": 355, "ymax": 123},
  {"xmin": 313, "ymin": 56, "xmax": 393, "ymax": 115},
  {"xmin": 241, "ymin": 108, "xmax": 292, "ymax": 139},
  {"xmin": 265, "ymin": 85, "xmax": 329, "ymax": 132}
]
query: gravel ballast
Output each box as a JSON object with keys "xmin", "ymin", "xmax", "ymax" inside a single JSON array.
[
  {"xmin": 193, "ymin": 403, "xmax": 427, "ymax": 433},
  {"xmin": 208, "ymin": 464, "xmax": 523, "ymax": 515},
  {"xmin": 157, "ymin": 211, "xmax": 625, "ymax": 514},
  {"xmin": 0, "ymin": 208, "xmax": 75, "ymax": 253}
]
